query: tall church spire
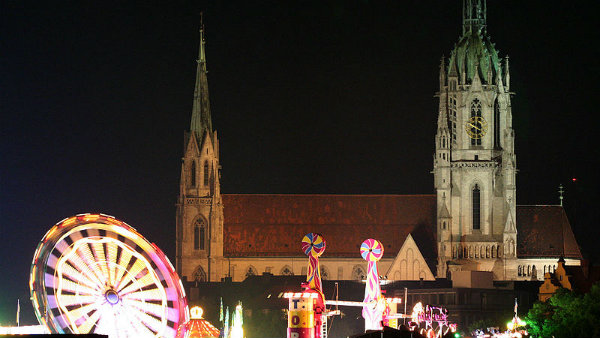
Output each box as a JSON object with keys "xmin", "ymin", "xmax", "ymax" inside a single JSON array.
[
  {"xmin": 190, "ymin": 13, "xmax": 213, "ymax": 142},
  {"xmin": 463, "ymin": 0, "xmax": 486, "ymax": 35}
]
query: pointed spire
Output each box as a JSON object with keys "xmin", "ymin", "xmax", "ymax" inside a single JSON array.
[
  {"xmin": 439, "ymin": 56, "xmax": 446, "ymax": 89},
  {"xmin": 190, "ymin": 13, "xmax": 213, "ymax": 143},
  {"xmin": 463, "ymin": 0, "xmax": 487, "ymax": 35},
  {"xmin": 504, "ymin": 56, "xmax": 511, "ymax": 91}
]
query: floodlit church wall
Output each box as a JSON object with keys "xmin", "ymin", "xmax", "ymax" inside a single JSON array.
[
  {"xmin": 512, "ymin": 258, "xmax": 580, "ymax": 281},
  {"xmin": 218, "ymin": 257, "xmax": 391, "ymax": 282}
]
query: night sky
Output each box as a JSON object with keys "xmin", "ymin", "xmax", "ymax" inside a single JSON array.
[{"xmin": 1, "ymin": 1, "xmax": 599, "ymax": 325}]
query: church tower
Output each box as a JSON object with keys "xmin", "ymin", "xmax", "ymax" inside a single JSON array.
[
  {"xmin": 434, "ymin": 0, "xmax": 517, "ymax": 279},
  {"xmin": 176, "ymin": 19, "xmax": 224, "ymax": 282}
]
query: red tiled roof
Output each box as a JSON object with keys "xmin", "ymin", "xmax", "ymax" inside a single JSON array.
[
  {"xmin": 516, "ymin": 205, "xmax": 582, "ymax": 259},
  {"xmin": 222, "ymin": 194, "xmax": 437, "ymax": 258},
  {"xmin": 222, "ymin": 195, "xmax": 581, "ymax": 262}
]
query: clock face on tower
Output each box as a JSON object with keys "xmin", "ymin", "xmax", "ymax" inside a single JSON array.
[{"xmin": 465, "ymin": 116, "xmax": 488, "ymax": 139}]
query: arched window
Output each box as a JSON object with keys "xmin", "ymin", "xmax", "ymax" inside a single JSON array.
[
  {"xmin": 246, "ymin": 266, "xmax": 257, "ymax": 278},
  {"xmin": 194, "ymin": 217, "xmax": 206, "ymax": 250},
  {"xmin": 193, "ymin": 266, "xmax": 207, "ymax": 282},
  {"xmin": 320, "ymin": 266, "xmax": 329, "ymax": 280},
  {"xmin": 352, "ymin": 265, "xmax": 366, "ymax": 281},
  {"xmin": 518, "ymin": 266, "xmax": 522, "ymax": 276},
  {"xmin": 470, "ymin": 99, "xmax": 482, "ymax": 146},
  {"xmin": 203, "ymin": 161, "xmax": 209, "ymax": 186},
  {"xmin": 190, "ymin": 161, "xmax": 196, "ymax": 186},
  {"xmin": 491, "ymin": 245, "xmax": 496, "ymax": 258},
  {"xmin": 280, "ymin": 265, "xmax": 293, "ymax": 276},
  {"xmin": 472, "ymin": 184, "xmax": 481, "ymax": 230},
  {"xmin": 494, "ymin": 99, "xmax": 500, "ymax": 149}
]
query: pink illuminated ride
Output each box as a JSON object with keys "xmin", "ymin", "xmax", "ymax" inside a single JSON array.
[{"xmin": 29, "ymin": 214, "xmax": 189, "ymax": 338}]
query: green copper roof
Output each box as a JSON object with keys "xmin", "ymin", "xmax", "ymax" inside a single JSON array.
[
  {"xmin": 448, "ymin": 30, "xmax": 500, "ymax": 84},
  {"xmin": 448, "ymin": 0, "xmax": 501, "ymax": 85},
  {"xmin": 190, "ymin": 23, "xmax": 213, "ymax": 143}
]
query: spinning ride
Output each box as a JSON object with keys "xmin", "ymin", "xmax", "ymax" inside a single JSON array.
[{"xmin": 30, "ymin": 213, "xmax": 188, "ymax": 338}]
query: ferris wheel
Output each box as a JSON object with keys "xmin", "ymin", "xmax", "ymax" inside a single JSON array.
[{"xmin": 30, "ymin": 213, "xmax": 188, "ymax": 338}]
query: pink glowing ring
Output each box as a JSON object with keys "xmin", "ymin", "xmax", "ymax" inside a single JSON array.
[
  {"xmin": 29, "ymin": 214, "xmax": 188, "ymax": 338},
  {"xmin": 360, "ymin": 238, "xmax": 384, "ymax": 261},
  {"xmin": 301, "ymin": 233, "xmax": 326, "ymax": 257}
]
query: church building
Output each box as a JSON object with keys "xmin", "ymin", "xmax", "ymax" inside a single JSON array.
[{"xmin": 175, "ymin": 1, "xmax": 581, "ymax": 284}]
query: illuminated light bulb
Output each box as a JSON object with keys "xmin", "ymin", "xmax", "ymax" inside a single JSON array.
[{"xmin": 190, "ymin": 306, "xmax": 204, "ymax": 319}]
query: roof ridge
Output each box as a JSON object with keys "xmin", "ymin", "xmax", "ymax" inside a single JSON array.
[{"xmin": 222, "ymin": 193, "xmax": 436, "ymax": 197}]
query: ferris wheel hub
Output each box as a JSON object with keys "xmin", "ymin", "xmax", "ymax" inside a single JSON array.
[{"xmin": 105, "ymin": 289, "xmax": 120, "ymax": 305}]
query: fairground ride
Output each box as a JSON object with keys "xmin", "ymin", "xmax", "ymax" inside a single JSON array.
[{"xmin": 29, "ymin": 213, "xmax": 189, "ymax": 338}]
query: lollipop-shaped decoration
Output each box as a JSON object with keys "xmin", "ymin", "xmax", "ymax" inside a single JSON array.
[
  {"xmin": 361, "ymin": 238, "xmax": 385, "ymax": 331},
  {"xmin": 302, "ymin": 232, "xmax": 326, "ymax": 257},
  {"xmin": 360, "ymin": 238, "xmax": 384, "ymax": 261},
  {"xmin": 301, "ymin": 233, "xmax": 326, "ymax": 294}
]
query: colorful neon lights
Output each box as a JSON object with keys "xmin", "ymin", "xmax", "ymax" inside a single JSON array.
[
  {"xmin": 361, "ymin": 238, "xmax": 385, "ymax": 331},
  {"xmin": 29, "ymin": 213, "xmax": 188, "ymax": 338},
  {"xmin": 409, "ymin": 302, "xmax": 457, "ymax": 338}
]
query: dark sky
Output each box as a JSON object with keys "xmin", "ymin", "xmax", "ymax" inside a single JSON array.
[{"xmin": 1, "ymin": 0, "xmax": 599, "ymax": 325}]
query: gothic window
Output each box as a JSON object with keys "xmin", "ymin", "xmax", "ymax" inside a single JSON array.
[
  {"xmin": 246, "ymin": 266, "xmax": 257, "ymax": 278},
  {"xmin": 472, "ymin": 184, "xmax": 481, "ymax": 230},
  {"xmin": 320, "ymin": 266, "xmax": 329, "ymax": 280},
  {"xmin": 203, "ymin": 161, "xmax": 209, "ymax": 186},
  {"xmin": 190, "ymin": 161, "xmax": 196, "ymax": 186},
  {"xmin": 280, "ymin": 265, "xmax": 293, "ymax": 276},
  {"xmin": 352, "ymin": 265, "xmax": 366, "ymax": 281},
  {"xmin": 494, "ymin": 99, "xmax": 501, "ymax": 149},
  {"xmin": 193, "ymin": 266, "xmax": 207, "ymax": 282},
  {"xmin": 470, "ymin": 99, "xmax": 482, "ymax": 146},
  {"xmin": 194, "ymin": 217, "xmax": 207, "ymax": 250}
]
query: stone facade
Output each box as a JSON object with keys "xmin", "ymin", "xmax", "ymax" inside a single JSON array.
[{"xmin": 176, "ymin": 1, "xmax": 581, "ymax": 283}]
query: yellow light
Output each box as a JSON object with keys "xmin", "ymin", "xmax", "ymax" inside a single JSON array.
[
  {"xmin": 62, "ymin": 217, "xmax": 76, "ymax": 227},
  {"xmin": 83, "ymin": 214, "xmax": 99, "ymax": 222},
  {"xmin": 190, "ymin": 306, "xmax": 204, "ymax": 319}
]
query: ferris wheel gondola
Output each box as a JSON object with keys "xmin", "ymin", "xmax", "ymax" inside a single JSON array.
[{"xmin": 30, "ymin": 213, "xmax": 188, "ymax": 338}]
